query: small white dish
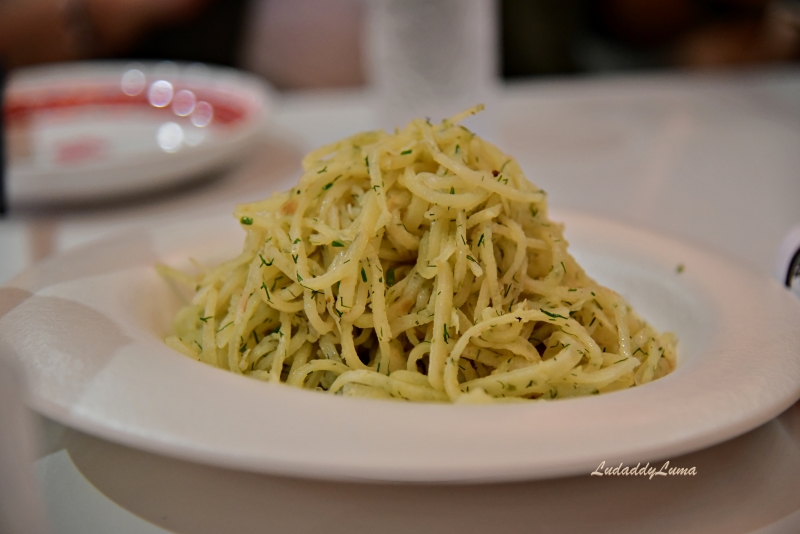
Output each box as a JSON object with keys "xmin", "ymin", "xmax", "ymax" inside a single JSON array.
[
  {"xmin": 1, "ymin": 212, "xmax": 799, "ymax": 483},
  {"xmin": 5, "ymin": 62, "xmax": 273, "ymax": 205}
]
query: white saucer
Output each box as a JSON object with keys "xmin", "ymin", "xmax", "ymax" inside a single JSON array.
[
  {"xmin": 5, "ymin": 62, "xmax": 273, "ymax": 205},
  {"xmin": 1, "ymin": 212, "xmax": 799, "ymax": 482}
]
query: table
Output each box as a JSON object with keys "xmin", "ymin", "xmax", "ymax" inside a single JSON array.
[{"xmin": 3, "ymin": 66, "xmax": 800, "ymax": 533}]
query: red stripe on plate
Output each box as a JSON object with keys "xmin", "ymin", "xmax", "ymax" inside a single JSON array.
[{"xmin": 3, "ymin": 83, "xmax": 251, "ymax": 127}]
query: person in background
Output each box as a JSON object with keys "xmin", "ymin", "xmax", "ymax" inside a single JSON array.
[
  {"xmin": 501, "ymin": 0, "xmax": 800, "ymax": 77},
  {"xmin": 0, "ymin": 0, "xmax": 209, "ymax": 68},
  {"xmin": 596, "ymin": 0, "xmax": 800, "ymax": 68},
  {"xmin": 0, "ymin": 0, "xmax": 363, "ymax": 89},
  {"xmin": 0, "ymin": 0, "xmax": 798, "ymax": 85},
  {"xmin": 240, "ymin": 0, "xmax": 364, "ymax": 89}
]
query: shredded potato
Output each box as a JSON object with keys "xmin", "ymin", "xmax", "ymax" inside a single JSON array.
[{"xmin": 164, "ymin": 105, "xmax": 677, "ymax": 403}]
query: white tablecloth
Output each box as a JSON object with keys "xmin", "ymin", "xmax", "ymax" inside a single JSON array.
[{"xmin": 2, "ymin": 66, "xmax": 800, "ymax": 533}]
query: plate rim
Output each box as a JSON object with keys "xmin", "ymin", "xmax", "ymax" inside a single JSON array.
[{"xmin": 3, "ymin": 211, "xmax": 800, "ymax": 483}]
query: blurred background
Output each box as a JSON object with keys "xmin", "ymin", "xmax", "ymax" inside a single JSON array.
[
  {"xmin": 0, "ymin": 0, "xmax": 798, "ymax": 88},
  {"xmin": 2, "ymin": 3, "xmax": 800, "ymax": 534}
]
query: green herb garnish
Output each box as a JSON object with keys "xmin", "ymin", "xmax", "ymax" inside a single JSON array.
[{"xmin": 541, "ymin": 309, "xmax": 568, "ymax": 320}]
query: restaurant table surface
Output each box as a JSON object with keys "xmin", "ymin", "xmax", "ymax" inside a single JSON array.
[{"xmin": 2, "ymin": 66, "xmax": 800, "ymax": 533}]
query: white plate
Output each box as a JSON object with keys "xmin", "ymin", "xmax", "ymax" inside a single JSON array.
[
  {"xmin": 1, "ymin": 212, "xmax": 799, "ymax": 483},
  {"xmin": 5, "ymin": 62, "xmax": 273, "ymax": 205}
]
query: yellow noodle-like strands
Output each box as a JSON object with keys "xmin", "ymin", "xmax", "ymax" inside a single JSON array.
[{"xmin": 165, "ymin": 106, "xmax": 677, "ymax": 403}]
